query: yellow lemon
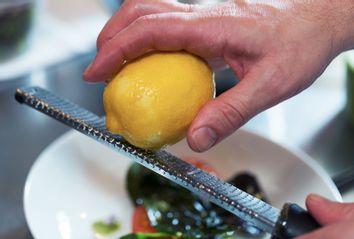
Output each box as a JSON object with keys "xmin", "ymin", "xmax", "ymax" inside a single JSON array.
[{"xmin": 104, "ymin": 51, "xmax": 215, "ymax": 150}]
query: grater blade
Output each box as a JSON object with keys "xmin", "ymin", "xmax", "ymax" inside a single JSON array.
[{"xmin": 15, "ymin": 86, "xmax": 280, "ymax": 234}]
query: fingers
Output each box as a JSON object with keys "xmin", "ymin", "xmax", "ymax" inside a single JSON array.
[
  {"xmin": 295, "ymin": 220, "xmax": 354, "ymax": 239},
  {"xmin": 187, "ymin": 59, "xmax": 288, "ymax": 152},
  {"xmin": 296, "ymin": 196, "xmax": 354, "ymax": 239},
  {"xmin": 84, "ymin": 12, "xmax": 227, "ymax": 82},
  {"xmin": 97, "ymin": 0, "xmax": 196, "ymax": 50},
  {"xmin": 306, "ymin": 194, "xmax": 354, "ymax": 225}
]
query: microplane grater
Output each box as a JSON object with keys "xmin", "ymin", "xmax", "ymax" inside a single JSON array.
[{"xmin": 15, "ymin": 86, "xmax": 321, "ymax": 239}]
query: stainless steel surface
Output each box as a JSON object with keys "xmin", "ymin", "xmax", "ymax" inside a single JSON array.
[
  {"xmin": 0, "ymin": 52, "xmax": 353, "ymax": 239},
  {"xmin": 15, "ymin": 86, "xmax": 280, "ymax": 234}
]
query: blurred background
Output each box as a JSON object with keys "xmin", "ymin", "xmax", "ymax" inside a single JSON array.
[{"xmin": 0, "ymin": 0, "xmax": 353, "ymax": 238}]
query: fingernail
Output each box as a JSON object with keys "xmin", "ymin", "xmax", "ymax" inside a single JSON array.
[{"xmin": 191, "ymin": 127, "xmax": 218, "ymax": 152}]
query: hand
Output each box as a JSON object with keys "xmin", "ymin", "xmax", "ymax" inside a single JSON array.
[
  {"xmin": 296, "ymin": 194, "xmax": 354, "ymax": 239},
  {"xmin": 84, "ymin": 0, "xmax": 354, "ymax": 152}
]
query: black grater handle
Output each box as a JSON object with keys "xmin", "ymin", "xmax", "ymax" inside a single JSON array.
[{"xmin": 271, "ymin": 203, "xmax": 321, "ymax": 239}]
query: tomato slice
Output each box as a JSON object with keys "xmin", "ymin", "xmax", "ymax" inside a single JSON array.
[
  {"xmin": 132, "ymin": 206, "xmax": 156, "ymax": 233},
  {"xmin": 182, "ymin": 156, "xmax": 219, "ymax": 177}
]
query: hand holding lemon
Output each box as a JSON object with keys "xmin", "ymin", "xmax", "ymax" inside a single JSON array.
[
  {"xmin": 85, "ymin": 0, "xmax": 354, "ymax": 153},
  {"xmin": 104, "ymin": 52, "xmax": 215, "ymax": 150}
]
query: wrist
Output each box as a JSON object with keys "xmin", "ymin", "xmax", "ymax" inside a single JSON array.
[{"xmin": 331, "ymin": 0, "xmax": 354, "ymax": 54}]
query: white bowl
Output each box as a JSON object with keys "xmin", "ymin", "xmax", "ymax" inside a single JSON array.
[{"xmin": 24, "ymin": 129, "xmax": 341, "ymax": 239}]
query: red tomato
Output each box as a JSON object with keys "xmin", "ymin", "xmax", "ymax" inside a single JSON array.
[
  {"xmin": 182, "ymin": 156, "xmax": 219, "ymax": 177},
  {"xmin": 132, "ymin": 206, "xmax": 156, "ymax": 233}
]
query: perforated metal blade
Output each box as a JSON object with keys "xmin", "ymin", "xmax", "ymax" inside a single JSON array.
[{"xmin": 15, "ymin": 86, "xmax": 280, "ymax": 234}]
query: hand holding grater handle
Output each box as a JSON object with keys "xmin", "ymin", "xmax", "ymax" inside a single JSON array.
[
  {"xmin": 15, "ymin": 86, "xmax": 321, "ymax": 239},
  {"xmin": 272, "ymin": 203, "xmax": 321, "ymax": 239}
]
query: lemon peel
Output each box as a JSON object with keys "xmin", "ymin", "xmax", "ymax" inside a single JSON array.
[{"xmin": 104, "ymin": 51, "xmax": 215, "ymax": 150}]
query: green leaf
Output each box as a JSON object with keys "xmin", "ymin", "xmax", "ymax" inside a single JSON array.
[
  {"xmin": 126, "ymin": 163, "xmax": 268, "ymax": 238},
  {"xmin": 120, "ymin": 232, "xmax": 179, "ymax": 239}
]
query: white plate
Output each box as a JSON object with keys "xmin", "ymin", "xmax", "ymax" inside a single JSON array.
[{"xmin": 24, "ymin": 129, "xmax": 342, "ymax": 239}]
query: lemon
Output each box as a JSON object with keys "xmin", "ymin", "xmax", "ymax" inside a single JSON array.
[{"xmin": 103, "ymin": 51, "xmax": 215, "ymax": 150}]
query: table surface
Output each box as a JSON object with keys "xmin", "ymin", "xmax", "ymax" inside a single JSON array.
[{"xmin": 0, "ymin": 52, "xmax": 353, "ymax": 239}]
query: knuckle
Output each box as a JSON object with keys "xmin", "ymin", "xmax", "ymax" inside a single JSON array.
[
  {"xmin": 135, "ymin": 14, "xmax": 159, "ymax": 25},
  {"xmin": 97, "ymin": 1, "xmax": 145, "ymax": 50},
  {"xmin": 97, "ymin": 32, "xmax": 108, "ymax": 49},
  {"xmin": 133, "ymin": 14, "xmax": 160, "ymax": 35},
  {"xmin": 218, "ymin": 100, "xmax": 249, "ymax": 130}
]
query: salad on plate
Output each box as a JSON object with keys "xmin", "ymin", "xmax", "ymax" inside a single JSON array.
[{"xmin": 92, "ymin": 157, "xmax": 269, "ymax": 239}]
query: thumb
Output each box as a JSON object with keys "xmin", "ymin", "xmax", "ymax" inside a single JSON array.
[
  {"xmin": 187, "ymin": 60, "xmax": 287, "ymax": 152},
  {"xmin": 187, "ymin": 84, "xmax": 250, "ymax": 152},
  {"xmin": 306, "ymin": 194, "xmax": 354, "ymax": 225}
]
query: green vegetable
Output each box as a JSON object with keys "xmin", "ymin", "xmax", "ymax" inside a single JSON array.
[
  {"xmin": 92, "ymin": 219, "xmax": 120, "ymax": 236},
  {"xmin": 120, "ymin": 232, "xmax": 180, "ymax": 239},
  {"xmin": 126, "ymin": 163, "xmax": 267, "ymax": 239}
]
